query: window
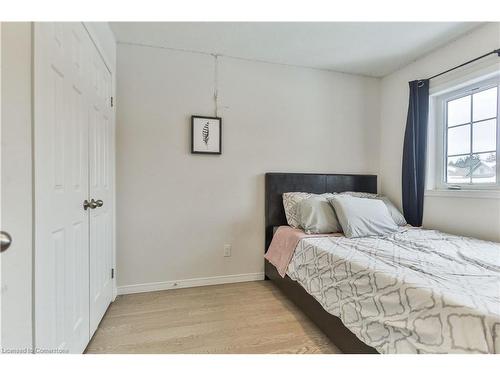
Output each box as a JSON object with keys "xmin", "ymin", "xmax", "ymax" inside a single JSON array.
[{"xmin": 433, "ymin": 77, "xmax": 500, "ymax": 190}]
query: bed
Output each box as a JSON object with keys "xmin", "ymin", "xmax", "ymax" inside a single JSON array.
[{"xmin": 264, "ymin": 172, "xmax": 500, "ymax": 354}]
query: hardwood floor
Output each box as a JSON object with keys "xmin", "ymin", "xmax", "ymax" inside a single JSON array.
[{"xmin": 85, "ymin": 281, "xmax": 341, "ymax": 354}]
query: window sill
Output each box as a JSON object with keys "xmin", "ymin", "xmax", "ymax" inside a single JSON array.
[{"xmin": 425, "ymin": 189, "xmax": 500, "ymax": 199}]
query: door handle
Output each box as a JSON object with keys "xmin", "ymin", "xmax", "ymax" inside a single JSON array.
[
  {"xmin": 1, "ymin": 231, "xmax": 12, "ymax": 253},
  {"xmin": 95, "ymin": 200, "xmax": 103, "ymax": 208},
  {"xmin": 83, "ymin": 199, "xmax": 98, "ymax": 210}
]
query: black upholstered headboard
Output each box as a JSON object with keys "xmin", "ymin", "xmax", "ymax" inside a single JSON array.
[{"xmin": 265, "ymin": 173, "xmax": 377, "ymax": 251}]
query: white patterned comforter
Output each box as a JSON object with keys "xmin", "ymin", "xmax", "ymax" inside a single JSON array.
[{"xmin": 286, "ymin": 228, "xmax": 500, "ymax": 353}]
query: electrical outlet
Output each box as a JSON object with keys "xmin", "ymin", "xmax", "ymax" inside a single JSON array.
[{"xmin": 224, "ymin": 244, "xmax": 231, "ymax": 257}]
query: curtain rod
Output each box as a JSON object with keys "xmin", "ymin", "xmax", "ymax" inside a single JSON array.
[{"xmin": 427, "ymin": 48, "xmax": 500, "ymax": 81}]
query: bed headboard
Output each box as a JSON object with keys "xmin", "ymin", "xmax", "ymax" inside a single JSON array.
[{"xmin": 265, "ymin": 173, "xmax": 377, "ymax": 251}]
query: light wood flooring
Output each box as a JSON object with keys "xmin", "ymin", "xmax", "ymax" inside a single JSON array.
[{"xmin": 85, "ymin": 281, "xmax": 341, "ymax": 354}]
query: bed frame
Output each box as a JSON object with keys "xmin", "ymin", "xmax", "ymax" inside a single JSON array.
[{"xmin": 264, "ymin": 172, "xmax": 379, "ymax": 354}]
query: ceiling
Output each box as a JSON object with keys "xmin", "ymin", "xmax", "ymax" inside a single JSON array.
[{"xmin": 110, "ymin": 22, "xmax": 483, "ymax": 77}]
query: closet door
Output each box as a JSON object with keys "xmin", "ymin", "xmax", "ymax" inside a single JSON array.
[
  {"xmin": 88, "ymin": 52, "xmax": 113, "ymax": 336},
  {"xmin": 34, "ymin": 22, "xmax": 90, "ymax": 353}
]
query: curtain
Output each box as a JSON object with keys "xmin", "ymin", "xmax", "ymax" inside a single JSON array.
[{"xmin": 402, "ymin": 79, "xmax": 429, "ymax": 227}]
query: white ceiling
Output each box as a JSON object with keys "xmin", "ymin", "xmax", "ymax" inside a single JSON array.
[{"xmin": 110, "ymin": 22, "xmax": 483, "ymax": 77}]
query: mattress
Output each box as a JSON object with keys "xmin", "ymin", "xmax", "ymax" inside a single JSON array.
[{"xmin": 286, "ymin": 227, "xmax": 500, "ymax": 353}]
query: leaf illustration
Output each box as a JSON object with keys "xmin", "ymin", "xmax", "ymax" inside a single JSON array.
[{"xmin": 202, "ymin": 121, "xmax": 210, "ymax": 146}]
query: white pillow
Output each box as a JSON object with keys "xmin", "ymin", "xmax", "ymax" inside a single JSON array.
[
  {"xmin": 283, "ymin": 192, "xmax": 334, "ymax": 228},
  {"xmin": 328, "ymin": 195, "xmax": 398, "ymax": 238},
  {"xmin": 378, "ymin": 196, "xmax": 407, "ymax": 226},
  {"xmin": 341, "ymin": 192, "xmax": 407, "ymax": 226}
]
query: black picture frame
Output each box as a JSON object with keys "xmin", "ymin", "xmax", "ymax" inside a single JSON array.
[{"xmin": 191, "ymin": 115, "xmax": 222, "ymax": 155}]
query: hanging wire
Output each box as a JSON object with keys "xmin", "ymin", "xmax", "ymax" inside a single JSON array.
[{"xmin": 213, "ymin": 54, "xmax": 219, "ymax": 117}]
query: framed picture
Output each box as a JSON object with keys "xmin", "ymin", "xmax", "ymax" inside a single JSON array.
[{"xmin": 191, "ymin": 115, "xmax": 222, "ymax": 154}]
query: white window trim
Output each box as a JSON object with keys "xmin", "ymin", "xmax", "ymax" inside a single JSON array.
[
  {"xmin": 425, "ymin": 189, "xmax": 500, "ymax": 199},
  {"xmin": 428, "ymin": 73, "xmax": 500, "ymax": 196}
]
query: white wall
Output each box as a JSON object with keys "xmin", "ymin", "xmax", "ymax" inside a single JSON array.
[
  {"xmin": 379, "ymin": 23, "xmax": 500, "ymax": 242},
  {"xmin": 116, "ymin": 43, "xmax": 381, "ymax": 290},
  {"xmin": 1, "ymin": 22, "xmax": 33, "ymax": 350}
]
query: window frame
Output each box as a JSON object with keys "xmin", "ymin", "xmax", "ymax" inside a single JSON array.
[{"xmin": 433, "ymin": 76, "xmax": 500, "ymax": 191}]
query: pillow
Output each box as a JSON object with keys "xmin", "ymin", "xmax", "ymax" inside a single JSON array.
[
  {"xmin": 378, "ymin": 196, "xmax": 407, "ymax": 226},
  {"xmin": 341, "ymin": 191, "xmax": 378, "ymax": 199},
  {"xmin": 327, "ymin": 195, "xmax": 398, "ymax": 238},
  {"xmin": 297, "ymin": 196, "xmax": 342, "ymax": 234},
  {"xmin": 282, "ymin": 192, "xmax": 334, "ymax": 228},
  {"xmin": 341, "ymin": 192, "xmax": 407, "ymax": 226}
]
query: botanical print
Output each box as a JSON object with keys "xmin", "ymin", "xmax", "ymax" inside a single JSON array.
[
  {"xmin": 192, "ymin": 116, "xmax": 221, "ymax": 154},
  {"xmin": 202, "ymin": 121, "xmax": 210, "ymax": 147}
]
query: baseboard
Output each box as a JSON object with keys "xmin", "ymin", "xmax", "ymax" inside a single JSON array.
[{"xmin": 117, "ymin": 272, "xmax": 265, "ymax": 295}]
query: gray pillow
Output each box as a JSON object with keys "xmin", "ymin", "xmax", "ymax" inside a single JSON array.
[
  {"xmin": 328, "ymin": 195, "xmax": 398, "ymax": 238},
  {"xmin": 341, "ymin": 191, "xmax": 378, "ymax": 199},
  {"xmin": 282, "ymin": 192, "xmax": 335, "ymax": 228},
  {"xmin": 297, "ymin": 196, "xmax": 341, "ymax": 234}
]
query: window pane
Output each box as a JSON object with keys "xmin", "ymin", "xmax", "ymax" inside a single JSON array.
[
  {"xmin": 473, "ymin": 87, "xmax": 498, "ymax": 122},
  {"xmin": 447, "ymin": 155, "xmax": 471, "ymax": 184},
  {"xmin": 473, "ymin": 119, "xmax": 497, "ymax": 153},
  {"xmin": 447, "ymin": 95, "xmax": 471, "ymax": 126},
  {"xmin": 471, "ymin": 152, "xmax": 496, "ymax": 184},
  {"xmin": 447, "ymin": 124, "xmax": 470, "ymax": 156}
]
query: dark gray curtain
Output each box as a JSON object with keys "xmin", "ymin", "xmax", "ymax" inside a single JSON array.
[{"xmin": 402, "ymin": 79, "xmax": 429, "ymax": 227}]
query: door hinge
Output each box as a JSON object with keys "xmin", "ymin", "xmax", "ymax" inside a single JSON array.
[
  {"xmin": 110, "ymin": 96, "xmax": 114, "ymax": 108},
  {"xmin": 111, "ymin": 268, "xmax": 115, "ymax": 279}
]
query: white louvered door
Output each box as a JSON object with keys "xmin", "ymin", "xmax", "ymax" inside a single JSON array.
[{"xmin": 34, "ymin": 22, "xmax": 114, "ymax": 353}]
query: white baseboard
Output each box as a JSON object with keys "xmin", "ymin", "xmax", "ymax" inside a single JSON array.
[{"xmin": 117, "ymin": 272, "xmax": 265, "ymax": 295}]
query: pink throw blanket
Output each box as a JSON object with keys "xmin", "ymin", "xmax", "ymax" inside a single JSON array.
[{"xmin": 265, "ymin": 226, "xmax": 340, "ymax": 277}]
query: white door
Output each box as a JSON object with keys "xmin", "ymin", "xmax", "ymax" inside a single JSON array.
[
  {"xmin": 34, "ymin": 22, "xmax": 90, "ymax": 354},
  {"xmin": 34, "ymin": 22, "xmax": 113, "ymax": 354},
  {"xmin": 88, "ymin": 52, "xmax": 113, "ymax": 336}
]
